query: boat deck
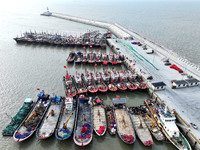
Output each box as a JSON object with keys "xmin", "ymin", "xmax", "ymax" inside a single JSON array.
[
  {"xmin": 115, "ymin": 109, "xmax": 134, "ymax": 136},
  {"xmin": 38, "ymin": 104, "xmax": 61, "ymax": 138},
  {"xmin": 130, "ymin": 114, "xmax": 153, "ymax": 144},
  {"xmin": 74, "ymin": 102, "xmax": 93, "ymax": 143},
  {"xmin": 93, "ymin": 105, "xmax": 106, "ymax": 132}
]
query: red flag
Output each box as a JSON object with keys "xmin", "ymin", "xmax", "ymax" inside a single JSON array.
[
  {"xmin": 120, "ymin": 70, "xmax": 123, "ymax": 73},
  {"xmin": 65, "ymin": 75, "xmax": 70, "ymax": 79},
  {"xmin": 133, "ymin": 64, "xmax": 135, "ymax": 66},
  {"xmin": 64, "ymin": 65, "xmax": 67, "ymax": 68},
  {"xmin": 116, "ymin": 95, "xmax": 120, "ymax": 98},
  {"xmin": 83, "ymin": 46, "xmax": 86, "ymax": 49},
  {"xmin": 37, "ymin": 88, "xmax": 40, "ymax": 91},
  {"xmin": 95, "ymin": 63, "xmax": 97, "ymax": 66}
]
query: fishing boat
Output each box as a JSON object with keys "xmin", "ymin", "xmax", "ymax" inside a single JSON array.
[
  {"xmin": 126, "ymin": 70, "xmax": 138, "ymax": 90},
  {"xmin": 105, "ymin": 105, "xmax": 116, "ymax": 135},
  {"xmin": 95, "ymin": 51, "xmax": 102, "ymax": 64},
  {"xmin": 137, "ymin": 77, "xmax": 147, "ymax": 90},
  {"xmin": 93, "ymin": 97, "xmax": 107, "ymax": 136},
  {"xmin": 110, "ymin": 68, "xmax": 119, "ymax": 82},
  {"xmin": 87, "ymin": 51, "xmax": 96, "ymax": 64},
  {"xmin": 67, "ymin": 51, "xmax": 76, "ymax": 63},
  {"xmin": 55, "ymin": 97, "xmax": 76, "ymax": 140},
  {"xmin": 36, "ymin": 95, "xmax": 63, "ymax": 139},
  {"xmin": 114, "ymin": 54, "xmax": 122, "ymax": 64},
  {"xmin": 141, "ymin": 105, "xmax": 165, "ymax": 141},
  {"xmin": 3, "ymin": 98, "xmax": 34, "ymax": 136},
  {"xmin": 63, "ymin": 73, "xmax": 77, "ymax": 97},
  {"xmin": 101, "ymin": 53, "xmax": 108, "ymax": 65},
  {"xmin": 73, "ymin": 72, "xmax": 87, "ymax": 94},
  {"xmin": 117, "ymin": 71, "xmax": 127, "ymax": 91},
  {"xmin": 82, "ymin": 51, "xmax": 88, "ymax": 63},
  {"xmin": 97, "ymin": 77, "xmax": 108, "ymax": 92},
  {"xmin": 93, "ymin": 70, "xmax": 101, "ymax": 83},
  {"xmin": 128, "ymin": 106, "xmax": 154, "ymax": 146},
  {"xmin": 73, "ymin": 95, "xmax": 93, "ymax": 146},
  {"xmin": 113, "ymin": 98, "xmax": 135, "ymax": 144},
  {"xmin": 108, "ymin": 77, "xmax": 118, "ymax": 92},
  {"xmin": 145, "ymin": 99, "xmax": 192, "ymax": 150},
  {"xmin": 108, "ymin": 53, "xmax": 114, "ymax": 64},
  {"xmin": 13, "ymin": 91, "xmax": 50, "ymax": 142},
  {"xmin": 82, "ymin": 71, "xmax": 98, "ymax": 93},
  {"xmin": 75, "ymin": 51, "xmax": 83, "ymax": 64}
]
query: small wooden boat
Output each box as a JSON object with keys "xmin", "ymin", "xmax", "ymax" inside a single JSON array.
[
  {"xmin": 145, "ymin": 99, "xmax": 192, "ymax": 150},
  {"xmin": 128, "ymin": 106, "xmax": 153, "ymax": 146},
  {"xmin": 73, "ymin": 72, "xmax": 87, "ymax": 94},
  {"xmin": 67, "ymin": 51, "xmax": 76, "ymax": 63},
  {"xmin": 63, "ymin": 73, "xmax": 77, "ymax": 97},
  {"xmin": 75, "ymin": 51, "xmax": 83, "ymax": 64},
  {"xmin": 73, "ymin": 95, "xmax": 93, "ymax": 146},
  {"xmin": 36, "ymin": 95, "xmax": 63, "ymax": 139},
  {"xmin": 108, "ymin": 77, "xmax": 118, "ymax": 92},
  {"xmin": 13, "ymin": 92, "xmax": 50, "ymax": 142},
  {"xmin": 93, "ymin": 97, "xmax": 107, "ymax": 136},
  {"xmin": 105, "ymin": 105, "xmax": 116, "ymax": 135},
  {"xmin": 3, "ymin": 98, "xmax": 34, "ymax": 136},
  {"xmin": 113, "ymin": 98, "xmax": 135, "ymax": 144},
  {"xmin": 141, "ymin": 105, "xmax": 165, "ymax": 141},
  {"xmin": 55, "ymin": 97, "xmax": 76, "ymax": 140}
]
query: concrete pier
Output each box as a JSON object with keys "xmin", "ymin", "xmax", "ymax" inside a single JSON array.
[{"xmin": 50, "ymin": 12, "xmax": 200, "ymax": 149}]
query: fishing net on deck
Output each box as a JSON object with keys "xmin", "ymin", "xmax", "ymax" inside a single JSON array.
[{"xmin": 3, "ymin": 104, "xmax": 32, "ymax": 135}]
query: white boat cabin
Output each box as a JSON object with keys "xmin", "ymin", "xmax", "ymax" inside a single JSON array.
[
  {"xmin": 65, "ymin": 97, "xmax": 73, "ymax": 111},
  {"xmin": 151, "ymin": 81, "xmax": 166, "ymax": 91},
  {"xmin": 159, "ymin": 108, "xmax": 180, "ymax": 138}
]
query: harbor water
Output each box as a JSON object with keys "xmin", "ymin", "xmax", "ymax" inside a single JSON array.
[{"xmin": 0, "ymin": 0, "xmax": 199, "ymax": 149}]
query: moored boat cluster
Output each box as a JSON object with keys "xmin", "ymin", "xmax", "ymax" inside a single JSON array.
[
  {"xmin": 67, "ymin": 50, "xmax": 124, "ymax": 65},
  {"xmin": 63, "ymin": 68, "xmax": 147, "ymax": 97},
  {"xmin": 3, "ymin": 28, "xmax": 192, "ymax": 150},
  {"xmin": 14, "ymin": 30, "xmax": 111, "ymax": 48}
]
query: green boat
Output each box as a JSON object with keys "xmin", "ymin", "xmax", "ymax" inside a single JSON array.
[{"xmin": 2, "ymin": 98, "xmax": 34, "ymax": 136}]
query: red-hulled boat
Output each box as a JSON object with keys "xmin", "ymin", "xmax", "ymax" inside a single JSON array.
[
  {"xmin": 138, "ymin": 78, "xmax": 147, "ymax": 90},
  {"xmin": 83, "ymin": 70, "xmax": 98, "ymax": 93},
  {"xmin": 98, "ymin": 78, "xmax": 108, "ymax": 92},
  {"xmin": 73, "ymin": 72, "xmax": 87, "ymax": 94},
  {"xmin": 63, "ymin": 72, "xmax": 77, "ymax": 97},
  {"xmin": 108, "ymin": 77, "xmax": 118, "ymax": 92},
  {"xmin": 67, "ymin": 51, "xmax": 76, "ymax": 63}
]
